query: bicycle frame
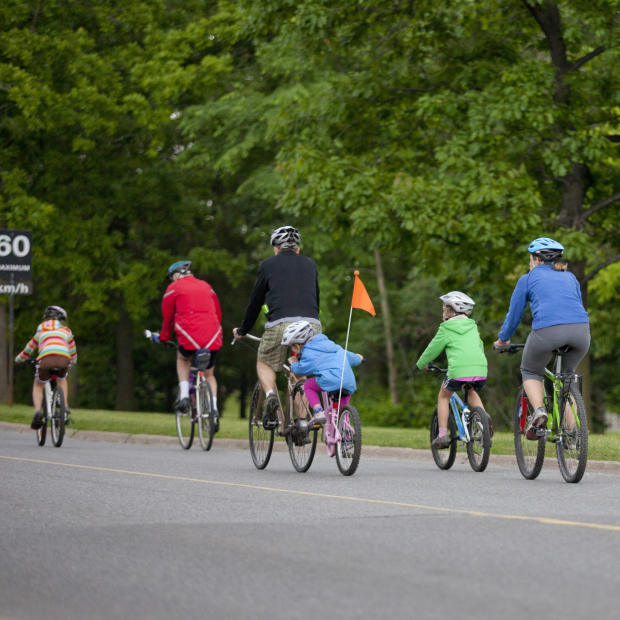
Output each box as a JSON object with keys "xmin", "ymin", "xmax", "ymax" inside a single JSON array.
[
  {"xmin": 513, "ymin": 349, "xmax": 581, "ymax": 440},
  {"xmin": 449, "ymin": 391, "xmax": 471, "ymax": 443}
]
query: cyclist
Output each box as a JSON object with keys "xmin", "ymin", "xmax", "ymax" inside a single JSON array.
[
  {"xmin": 150, "ymin": 261, "xmax": 223, "ymax": 426},
  {"xmin": 416, "ymin": 292, "xmax": 488, "ymax": 448},
  {"xmin": 282, "ymin": 321, "xmax": 363, "ymax": 455},
  {"xmin": 14, "ymin": 305, "xmax": 78, "ymax": 430},
  {"xmin": 232, "ymin": 226, "xmax": 321, "ymax": 433},
  {"xmin": 494, "ymin": 237, "xmax": 590, "ymax": 438}
]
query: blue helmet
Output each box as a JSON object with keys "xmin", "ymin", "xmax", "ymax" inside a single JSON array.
[
  {"xmin": 167, "ymin": 260, "xmax": 192, "ymax": 280},
  {"xmin": 528, "ymin": 237, "xmax": 564, "ymax": 261}
]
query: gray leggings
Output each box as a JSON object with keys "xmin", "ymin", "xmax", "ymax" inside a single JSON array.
[{"xmin": 521, "ymin": 323, "xmax": 590, "ymax": 381}]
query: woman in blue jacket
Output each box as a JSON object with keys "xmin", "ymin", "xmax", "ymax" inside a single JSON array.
[
  {"xmin": 494, "ymin": 237, "xmax": 590, "ymax": 437},
  {"xmin": 281, "ymin": 321, "xmax": 363, "ymax": 454}
]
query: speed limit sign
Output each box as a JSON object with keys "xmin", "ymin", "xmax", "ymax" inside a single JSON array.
[{"xmin": 0, "ymin": 230, "xmax": 32, "ymax": 295}]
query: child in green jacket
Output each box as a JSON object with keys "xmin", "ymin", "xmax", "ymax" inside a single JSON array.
[{"xmin": 416, "ymin": 291, "xmax": 488, "ymax": 448}]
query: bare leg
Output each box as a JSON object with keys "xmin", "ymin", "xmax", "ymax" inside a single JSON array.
[
  {"xmin": 57, "ymin": 377, "xmax": 69, "ymax": 408},
  {"xmin": 204, "ymin": 367, "xmax": 217, "ymax": 404},
  {"xmin": 176, "ymin": 353, "xmax": 191, "ymax": 383},
  {"xmin": 32, "ymin": 380, "xmax": 44, "ymax": 411},
  {"xmin": 437, "ymin": 387, "xmax": 452, "ymax": 429},
  {"xmin": 523, "ymin": 378, "xmax": 545, "ymax": 410},
  {"xmin": 466, "ymin": 389, "xmax": 483, "ymax": 409}
]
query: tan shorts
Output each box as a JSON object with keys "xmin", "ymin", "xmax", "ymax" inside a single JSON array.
[
  {"xmin": 258, "ymin": 322, "xmax": 322, "ymax": 372},
  {"xmin": 36, "ymin": 355, "xmax": 70, "ymax": 382}
]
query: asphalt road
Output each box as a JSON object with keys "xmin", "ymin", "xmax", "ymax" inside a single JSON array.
[{"xmin": 1, "ymin": 430, "xmax": 619, "ymax": 620}]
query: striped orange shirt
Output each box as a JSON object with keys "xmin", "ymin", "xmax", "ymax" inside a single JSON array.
[{"xmin": 17, "ymin": 320, "xmax": 78, "ymax": 362}]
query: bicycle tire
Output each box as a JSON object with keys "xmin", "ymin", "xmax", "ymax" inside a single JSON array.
[
  {"xmin": 556, "ymin": 383, "xmax": 588, "ymax": 483},
  {"xmin": 430, "ymin": 410, "xmax": 457, "ymax": 470},
  {"xmin": 36, "ymin": 411, "xmax": 47, "ymax": 447},
  {"xmin": 513, "ymin": 387, "xmax": 545, "ymax": 480},
  {"xmin": 335, "ymin": 405, "xmax": 362, "ymax": 476},
  {"xmin": 466, "ymin": 406, "xmax": 490, "ymax": 472},
  {"xmin": 286, "ymin": 387, "xmax": 318, "ymax": 473},
  {"xmin": 175, "ymin": 387, "xmax": 195, "ymax": 450},
  {"xmin": 50, "ymin": 386, "xmax": 66, "ymax": 447},
  {"xmin": 197, "ymin": 378, "xmax": 215, "ymax": 451},
  {"xmin": 248, "ymin": 382, "xmax": 275, "ymax": 469}
]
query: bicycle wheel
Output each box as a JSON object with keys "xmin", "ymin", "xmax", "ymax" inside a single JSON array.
[
  {"xmin": 556, "ymin": 383, "xmax": 588, "ymax": 483},
  {"xmin": 513, "ymin": 387, "xmax": 545, "ymax": 480},
  {"xmin": 430, "ymin": 410, "xmax": 457, "ymax": 470},
  {"xmin": 335, "ymin": 405, "xmax": 362, "ymax": 476},
  {"xmin": 466, "ymin": 406, "xmax": 490, "ymax": 472},
  {"xmin": 286, "ymin": 388, "xmax": 318, "ymax": 473},
  {"xmin": 175, "ymin": 388, "xmax": 195, "ymax": 450},
  {"xmin": 50, "ymin": 386, "xmax": 66, "ymax": 447},
  {"xmin": 197, "ymin": 378, "xmax": 215, "ymax": 451},
  {"xmin": 36, "ymin": 403, "xmax": 47, "ymax": 446},
  {"xmin": 249, "ymin": 382, "xmax": 275, "ymax": 469}
]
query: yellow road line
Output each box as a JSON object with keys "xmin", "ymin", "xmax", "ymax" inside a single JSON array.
[{"xmin": 3, "ymin": 454, "xmax": 619, "ymax": 532}]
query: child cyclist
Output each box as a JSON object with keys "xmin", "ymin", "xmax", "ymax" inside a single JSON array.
[
  {"xmin": 14, "ymin": 305, "xmax": 78, "ymax": 430},
  {"xmin": 416, "ymin": 292, "xmax": 488, "ymax": 448},
  {"xmin": 281, "ymin": 321, "xmax": 363, "ymax": 456}
]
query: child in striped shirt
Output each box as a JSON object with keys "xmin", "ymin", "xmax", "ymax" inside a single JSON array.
[{"xmin": 15, "ymin": 305, "xmax": 77, "ymax": 429}]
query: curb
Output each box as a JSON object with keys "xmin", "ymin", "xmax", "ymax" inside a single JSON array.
[{"xmin": 2, "ymin": 421, "xmax": 619, "ymax": 473}]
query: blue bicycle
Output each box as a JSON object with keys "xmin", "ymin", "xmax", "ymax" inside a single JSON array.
[{"xmin": 427, "ymin": 364, "xmax": 491, "ymax": 472}]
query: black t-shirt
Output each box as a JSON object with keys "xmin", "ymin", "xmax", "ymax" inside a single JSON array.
[{"xmin": 239, "ymin": 250, "xmax": 320, "ymax": 335}]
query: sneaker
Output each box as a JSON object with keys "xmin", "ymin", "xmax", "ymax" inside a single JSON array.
[
  {"xmin": 432, "ymin": 434, "xmax": 451, "ymax": 449},
  {"xmin": 175, "ymin": 397, "xmax": 190, "ymax": 414},
  {"xmin": 526, "ymin": 407, "xmax": 547, "ymax": 440},
  {"xmin": 30, "ymin": 411, "xmax": 44, "ymax": 430},
  {"xmin": 65, "ymin": 408, "xmax": 72, "ymax": 425},
  {"xmin": 308, "ymin": 410, "xmax": 326, "ymax": 427},
  {"xmin": 326, "ymin": 443, "xmax": 336, "ymax": 458},
  {"xmin": 563, "ymin": 431, "xmax": 577, "ymax": 451}
]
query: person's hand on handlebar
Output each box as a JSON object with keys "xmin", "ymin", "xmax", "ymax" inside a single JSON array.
[
  {"xmin": 144, "ymin": 329, "xmax": 161, "ymax": 344},
  {"xmin": 493, "ymin": 338, "xmax": 511, "ymax": 352},
  {"xmin": 232, "ymin": 327, "xmax": 244, "ymax": 341}
]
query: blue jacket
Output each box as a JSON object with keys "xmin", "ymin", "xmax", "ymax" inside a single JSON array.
[
  {"xmin": 290, "ymin": 334, "xmax": 362, "ymax": 394},
  {"xmin": 498, "ymin": 265, "xmax": 589, "ymax": 341}
]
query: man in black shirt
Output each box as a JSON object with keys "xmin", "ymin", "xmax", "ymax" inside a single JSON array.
[{"xmin": 233, "ymin": 226, "xmax": 321, "ymax": 432}]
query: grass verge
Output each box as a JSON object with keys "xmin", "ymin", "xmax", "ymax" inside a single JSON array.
[{"xmin": 1, "ymin": 403, "xmax": 619, "ymax": 461}]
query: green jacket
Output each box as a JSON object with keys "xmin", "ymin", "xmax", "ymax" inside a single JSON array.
[{"xmin": 416, "ymin": 317, "xmax": 487, "ymax": 379}]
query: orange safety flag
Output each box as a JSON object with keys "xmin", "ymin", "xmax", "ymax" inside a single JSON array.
[{"xmin": 351, "ymin": 270, "xmax": 376, "ymax": 316}]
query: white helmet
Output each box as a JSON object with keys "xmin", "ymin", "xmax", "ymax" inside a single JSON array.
[
  {"xmin": 439, "ymin": 291, "xmax": 475, "ymax": 316},
  {"xmin": 270, "ymin": 225, "xmax": 301, "ymax": 248},
  {"xmin": 281, "ymin": 321, "xmax": 315, "ymax": 346}
]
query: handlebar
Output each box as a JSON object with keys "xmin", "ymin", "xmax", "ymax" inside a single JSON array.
[
  {"xmin": 493, "ymin": 343, "xmax": 525, "ymax": 354},
  {"xmin": 230, "ymin": 331, "xmax": 261, "ymax": 346},
  {"xmin": 427, "ymin": 363, "xmax": 447, "ymax": 374}
]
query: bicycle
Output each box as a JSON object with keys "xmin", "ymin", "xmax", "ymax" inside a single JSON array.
[
  {"xmin": 496, "ymin": 343, "xmax": 588, "ymax": 483},
  {"xmin": 426, "ymin": 364, "xmax": 491, "ymax": 472},
  {"xmin": 234, "ymin": 333, "xmax": 362, "ymax": 476},
  {"xmin": 27, "ymin": 361, "xmax": 68, "ymax": 448},
  {"xmin": 145, "ymin": 330, "xmax": 217, "ymax": 451}
]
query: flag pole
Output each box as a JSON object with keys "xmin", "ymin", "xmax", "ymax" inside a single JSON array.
[{"xmin": 336, "ymin": 270, "xmax": 359, "ymax": 415}]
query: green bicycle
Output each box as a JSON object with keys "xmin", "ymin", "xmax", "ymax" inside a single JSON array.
[{"xmin": 498, "ymin": 343, "xmax": 588, "ymax": 483}]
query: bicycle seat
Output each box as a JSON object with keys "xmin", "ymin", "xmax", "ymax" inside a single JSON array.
[
  {"xmin": 552, "ymin": 345, "xmax": 571, "ymax": 355},
  {"xmin": 328, "ymin": 389, "xmax": 351, "ymax": 400}
]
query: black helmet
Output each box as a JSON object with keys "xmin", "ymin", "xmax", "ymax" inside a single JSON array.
[{"xmin": 43, "ymin": 305, "xmax": 67, "ymax": 321}]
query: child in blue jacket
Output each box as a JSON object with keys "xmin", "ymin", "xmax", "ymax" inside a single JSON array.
[{"xmin": 281, "ymin": 321, "xmax": 363, "ymax": 454}]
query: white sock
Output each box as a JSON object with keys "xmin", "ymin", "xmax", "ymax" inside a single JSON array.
[
  {"xmin": 179, "ymin": 381, "xmax": 190, "ymax": 400},
  {"xmin": 212, "ymin": 396, "xmax": 218, "ymax": 412},
  {"xmin": 266, "ymin": 390, "xmax": 276, "ymax": 398}
]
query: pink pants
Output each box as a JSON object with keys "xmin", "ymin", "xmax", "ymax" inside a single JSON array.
[{"xmin": 303, "ymin": 377, "xmax": 350, "ymax": 410}]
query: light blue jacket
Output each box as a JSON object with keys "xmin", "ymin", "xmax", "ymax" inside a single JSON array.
[
  {"xmin": 290, "ymin": 334, "xmax": 362, "ymax": 394},
  {"xmin": 498, "ymin": 265, "xmax": 589, "ymax": 341}
]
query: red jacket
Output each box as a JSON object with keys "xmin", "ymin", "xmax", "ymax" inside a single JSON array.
[{"xmin": 160, "ymin": 275, "xmax": 222, "ymax": 350}]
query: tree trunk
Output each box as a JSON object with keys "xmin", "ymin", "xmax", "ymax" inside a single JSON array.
[
  {"xmin": 115, "ymin": 300, "xmax": 134, "ymax": 411},
  {"xmin": 374, "ymin": 249, "xmax": 398, "ymax": 404}
]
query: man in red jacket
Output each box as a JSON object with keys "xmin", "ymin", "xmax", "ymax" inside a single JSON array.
[{"xmin": 155, "ymin": 260, "xmax": 222, "ymax": 422}]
